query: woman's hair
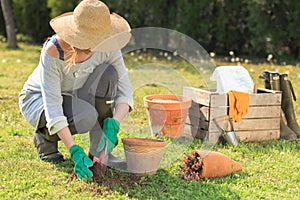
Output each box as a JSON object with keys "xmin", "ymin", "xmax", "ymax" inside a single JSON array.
[
  {"xmin": 65, "ymin": 46, "xmax": 79, "ymax": 71},
  {"xmin": 65, "ymin": 46, "xmax": 91, "ymax": 71}
]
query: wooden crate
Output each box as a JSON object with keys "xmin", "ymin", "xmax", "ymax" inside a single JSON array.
[{"xmin": 183, "ymin": 87, "xmax": 281, "ymax": 143}]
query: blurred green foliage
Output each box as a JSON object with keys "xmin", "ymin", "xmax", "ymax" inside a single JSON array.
[{"xmin": 1, "ymin": 0, "xmax": 300, "ymax": 60}]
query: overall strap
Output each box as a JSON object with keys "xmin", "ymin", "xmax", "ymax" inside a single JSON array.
[{"xmin": 50, "ymin": 35, "xmax": 64, "ymax": 60}]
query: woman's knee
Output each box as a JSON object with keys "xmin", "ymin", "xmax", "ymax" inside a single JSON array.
[{"xmin": 70, "ymin": 98, "xmax": 98, "ymax": 134}]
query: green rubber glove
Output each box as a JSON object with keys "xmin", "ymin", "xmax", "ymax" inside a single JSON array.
[
  {"xmin": 97, "ymin": 118, "xmax": 120, "ymax": 155},
  {"xmin": 69, "ymin": 145, "xmax": 93, "ymax": 181}
]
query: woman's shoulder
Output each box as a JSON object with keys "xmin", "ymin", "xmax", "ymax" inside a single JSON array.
[{"xmin": 44, "ymin": 40, "xmax": 60, "ymax": 59}]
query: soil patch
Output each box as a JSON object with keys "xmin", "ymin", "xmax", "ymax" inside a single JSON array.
[{"xmin": 70, "ymin": 162, "xmax": 144, "ymax": 192}]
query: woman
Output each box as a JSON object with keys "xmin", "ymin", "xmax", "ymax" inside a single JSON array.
[{"xmin": 18, "ymin": 0, "xmax": 133, "ymax": 181}]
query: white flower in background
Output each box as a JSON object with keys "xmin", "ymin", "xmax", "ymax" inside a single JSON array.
[
  {"xmin": 16, "ymin": 59, "xmax": 22, "ymax": 63},
  {"xmin": 267, "ymin": 54, "xmax": 273, "ymax": 61},
  {"xmin": 250, "ymin": 68, "xmax": 254, "ymax": 72},
  {"xmin": 173, "ymin": 51, "xmax": 178, "ymax": 56},
  {"xmin": 231, "ymin": 57, "xmax": 235, "ymax": 63},
  {"xmin": 152, "ymin": 56, "xmax": 157, "ymax": 61},
  {"xmin": 210, "ymin": 52, "xmax": 215, "ymax": 58},
  {"xmin": 2, "ymin": 59, "xmax": 7, "ymax": 63},
  {"xmin": 159, "ymin": 52, "xmax": 163, "ymax": 56},
  {"xmin": 130, "ymin": 52, "xmax": 135, "ymax": 56},
  {"xmin": 229, "ymin": 51, "xmax": 234, "ymax": 56},
  {"xmin": 134, "ymin": 58, "xmax": 138, "ymax": 62},
  {"xmin": 164, "ymin": 52, "xmax": 168, "ymax": 57},
  {"xmin": 235, "ymin": 57, "xmax": 240, "ymax": 62},
  {"xmin": 167, "ymin": 56, "xmax": 172, "ymax": 61},
  {"xmin": 244, "ymin": 59, "xmax": 249, "ymax": 64},
  {"xmin": 138, "ymin": 55, "xmax": 143, "ymax": 60}
]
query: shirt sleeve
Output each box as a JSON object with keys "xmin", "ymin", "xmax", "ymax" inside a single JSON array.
[
  {"xmin": 39, "ymin": 52, "xmax": 68, "ymax": 135},
  {"xmin": 108, "ymin": 50, "xmax": 134, "ymax": 111}
]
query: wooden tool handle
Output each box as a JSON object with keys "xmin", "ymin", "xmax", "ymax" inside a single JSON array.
[{"xmin": 253, "ymin": 84, "xmax": 258, "ymax": 94}]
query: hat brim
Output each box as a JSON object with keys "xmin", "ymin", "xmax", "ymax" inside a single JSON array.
[{"xmin": 50, "ymin": 12, "xmax": 131, "ymax": 51}]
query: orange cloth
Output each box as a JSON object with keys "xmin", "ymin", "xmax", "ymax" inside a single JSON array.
[{"xmin": 228, "ymin": 90, "xmax": 250, "ymax": 122}]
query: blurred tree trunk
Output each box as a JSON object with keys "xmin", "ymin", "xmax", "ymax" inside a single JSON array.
[{"xmin": 1, "ymin": 0, "xmax": 18, "ymax": 48}]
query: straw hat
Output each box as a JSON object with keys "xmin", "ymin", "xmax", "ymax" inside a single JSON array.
[{"xmin": 50, "ymin": 0, "xmax": 131, "ymax": 52}]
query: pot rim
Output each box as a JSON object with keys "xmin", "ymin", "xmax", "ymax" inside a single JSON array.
[
  {"xmin": 143, "ymin": 94, "xmax": 192, "ymax": 110},
  {"xmin": 144, "ymin": 94, "xmax": 191, "ymax": 103},
  {"xmin": 122, "ymin": 137, "xmax": 167, "ymax": 147}
]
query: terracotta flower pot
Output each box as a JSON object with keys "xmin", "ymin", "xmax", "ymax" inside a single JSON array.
[
  {"xmin": 144, "ymin": 94, "xmax": 192, "ymax": 138},
  {"xmin": 181, "ymin": 150, "xmax": 242, "ymax": 180},
  {"xmin": 198, "ymin": 150, "xmax": 242, "ymax": 178},
  {"xmin": 122, "ymin": 138, "xmax": 167, "ymax": 176}
]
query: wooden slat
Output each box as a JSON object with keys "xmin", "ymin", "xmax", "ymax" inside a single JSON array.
[
  {"xmin": 209, "ymin": 118, "xmax": 280, "ymax": 132},
  {"xmin": 209, "ymin": 106, "xmax": 228, "ymax": 120},
  {"xmin": 249, "ymin": 92, "xmax": 281, "ymax": 106},
  {"xmin": 183, "ymin": 87, "xmax": 212, "ymax": 106},
  {"xmin": 233, "ymin": 118, "xmax": 280, "ymax": 131},
  {"xmin": 210, "ymin": 90, "xmax": 281, "ymax": 107},
  {"xmin": 210, "ymin": 93, "xmax": 227, "ymax": 107},
  {"xmin": 184, "ymin": 87, "xmax": 282, "ymax": 107},
  {"xmin": 245, "ymin": 106, "xmax": 281, "ymax": 118},
  {"xmin": 185, "ymin": 125, "xmax": 280, "ymax": 143},
  {"xmin": 189, "ymin": 102, "xmax": 227, "ymax": 121},
  {"xmin": 236, "ymin": 130, "xmax": 280, "ymax": 142}
]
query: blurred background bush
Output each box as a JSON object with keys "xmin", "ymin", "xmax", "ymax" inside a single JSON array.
[{"xmin": 1, "ymin": 0, "xmax": 300, "ymax": 61}]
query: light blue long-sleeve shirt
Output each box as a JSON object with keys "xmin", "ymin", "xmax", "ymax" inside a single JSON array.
[{"xmin": 19, "ymin": 45, "xmax": 133, "ymax": 135}]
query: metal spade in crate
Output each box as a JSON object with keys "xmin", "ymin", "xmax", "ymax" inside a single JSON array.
[{"xmin": 213, "ymin": 115, "xmax": 239, "ymax": 146}]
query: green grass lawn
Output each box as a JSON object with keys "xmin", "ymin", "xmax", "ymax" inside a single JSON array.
[{"xmin": 0, "ymin": 42, "xmax": 299, "ymax": 199}]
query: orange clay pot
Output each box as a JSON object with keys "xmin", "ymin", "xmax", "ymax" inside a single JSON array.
[
  {"xmin": 122, "ymin": 138, "xmax": 167, "ymax": 176},
  {"xmin": 197, "ymin": 150, "xmax": 242, "ymax": 178},
  {"xmin": 144, "ymin": 94, "xmax": 192, "ymax": 138}
]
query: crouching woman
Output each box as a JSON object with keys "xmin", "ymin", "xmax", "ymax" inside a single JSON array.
[{"xmin": 18, "ymin": 0, "xmax": 133, "ymax": 181}]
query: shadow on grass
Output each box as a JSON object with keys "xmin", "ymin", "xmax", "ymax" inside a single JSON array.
[
  {"xmin": 53, "ymin": 158, "xmax": 74, "ymax": 175},
  {"xmin": 61, "ymin": 166, "xmax": 241, "ymax": 199}
]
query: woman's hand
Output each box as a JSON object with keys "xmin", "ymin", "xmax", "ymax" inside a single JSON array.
[
  {"xmin": 97, "ymin": 118, "xmax": 119, "ymax": 155},
  {"xmin": 69, "ymin": 145, "xmax": 93, "ymax": 181},
  {"xmin": 57, "ymin": 127, "xmax": 92, "ymax": 181}
]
